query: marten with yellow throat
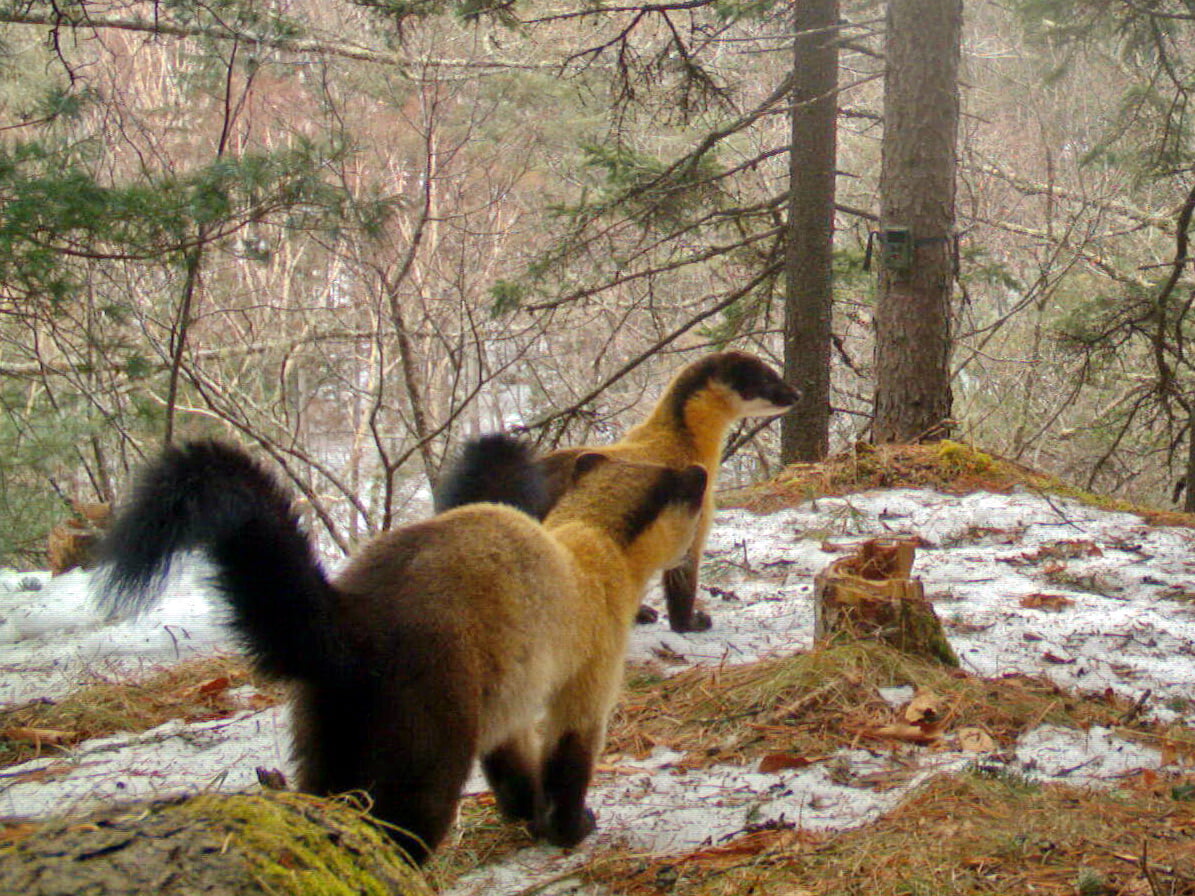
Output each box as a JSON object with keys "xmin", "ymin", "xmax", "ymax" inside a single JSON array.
[
  {"xmin": 97, "ymin": 437, "xmax": 706, "ymax": 864},
  {"xmin": 538, "ymin": 352, "xmax": 798, "ymax": 633}
]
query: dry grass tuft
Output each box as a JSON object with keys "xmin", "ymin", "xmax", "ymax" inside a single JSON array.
[
  {"xmin": 0, "ymin": 654, "xmax": 283, "ymax": 770},
  {"xmin": 605, "ymin": 642, "xmax": 1159, "ymax": 769},
  {"xmin": 579, "ymin": 770, "xmax": 1195, "ymax": 895},
  {"xmin": 424, "ymin": 794, "xmax": 537, "ymax": 888}
]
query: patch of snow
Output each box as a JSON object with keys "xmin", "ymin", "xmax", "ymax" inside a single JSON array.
[
  {"xmin": 3, "ymin": 485, "xmax": 1195, "ymax": 895},
  {"xmin": 1014, "ymin": 724, "xmax": 1165, "ymax": 784},
  {"xmin": 631, "ymin": 489, "xmax": 1195, "ymax": 720},
  {"xmin": 0, "ymin": 706, "xmax": 292, "ymax": 820},
  {"xmin": 0, "ymin": 554, "xmax": 232, "ymax": 707}
]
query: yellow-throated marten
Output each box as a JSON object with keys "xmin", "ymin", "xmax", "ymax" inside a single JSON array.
[
  {"xmin": 539, "ymin": 352, "xmax": 798, "ymax": 633},
  {"xmin": 97, "ymin": 437, "xmax": 705, "ymax": 864}
]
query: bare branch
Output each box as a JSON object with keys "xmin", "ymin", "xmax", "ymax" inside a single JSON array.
[{"xmin": 0, "ymin": 6, "xmax": 545, "ymax": 76}]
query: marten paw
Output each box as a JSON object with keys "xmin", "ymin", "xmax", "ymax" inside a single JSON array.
[
  {"xmin": 669, "ymin": 609, "xmax": 712, "ymax": 633},
  {"xmin": 544, "ymin": 807, "xmax": 596, "ymax": 848},
  {"xmin": 634, "ymin": 604, "xmax": 659, "ymax": 624}
]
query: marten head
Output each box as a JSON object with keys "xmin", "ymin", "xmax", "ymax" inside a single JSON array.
[
  {"xmin": 548, "ymin": 453, "xmax": 707, "ymax": 570},
  {"xmin": 667, "ymin": 351, "xmax": 800, "ymax": 424}
]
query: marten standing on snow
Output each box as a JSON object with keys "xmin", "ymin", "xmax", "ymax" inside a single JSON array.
[
  {"xmin": 97, "ymin": 437, "xmax": 705, "ymax": 864},
  {"xmin": 537, "ymin": 352, "xmax": 799, "ymax": 633}
]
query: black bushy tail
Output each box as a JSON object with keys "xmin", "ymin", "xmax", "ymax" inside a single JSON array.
[
  {"xmin": 97, "ymin": 440, "xmax": 350, "ymax": 683},
  {"xmin": 433, "ymin": 433, "xmax": 550, "ymax": 519}
]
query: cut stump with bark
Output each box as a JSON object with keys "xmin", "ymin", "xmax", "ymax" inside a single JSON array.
[{"xmin": 813, "ymin": 538, "xmax": 959, "ymax": 667}]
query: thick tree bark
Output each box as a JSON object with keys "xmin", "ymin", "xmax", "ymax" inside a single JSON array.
[
  {"xmin": 1185, "ymin": 416, "xmax": 1195, "ymax": 513},
  {"xmin": 781, "ymin": 2, "xmax": 840, "ymax": 464},
  {"xmin": 872, "ymin": 0, "xmax": 962, "ymax": 444}
]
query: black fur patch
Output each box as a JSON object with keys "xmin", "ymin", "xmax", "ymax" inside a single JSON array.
[
  {"xmin": 617, "ymin": 464, "xmax": 707, "ymax": 546},
  {"xmin": 720, "ymin": 353, "xmax": 801, "ymax": 408},
  {"xmin": 538, "ymin": 731, "xmax": 597, "ymax": 847},
  {"xmin": 664, "ymin": 562, "xmax": 712, "ymax": 633},
  {"xmin": 482, "ymin": 743, "xmax": 541, "ymax": 822},
  {"xmin": 433, "ymin": 434, "xmax": 550, "ymax": 518},
  {"xmin": 98, "ymin": 439, "xmax": 348, "ymax": 684},
  {"xmin": 99, "ymin": 440, "xmax": 295, "ymax": 604}
]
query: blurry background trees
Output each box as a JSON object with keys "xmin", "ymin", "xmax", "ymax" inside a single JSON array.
[{"xmin": 3, "ymin": 0, "xmax": 1195, "ymax": 566}]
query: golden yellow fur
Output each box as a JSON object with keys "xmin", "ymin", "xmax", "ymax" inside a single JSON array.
[
  {"xmin": 541, "ymin": 352, "xmax": 799, "ymax": 632},
  {"xmin": 296, "ymin": 452, "xmax": 707, "ymax": 859}
]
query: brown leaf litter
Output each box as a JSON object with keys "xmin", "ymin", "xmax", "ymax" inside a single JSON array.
[{"xmin": 0, "ymin": 655, "xmax": 282, "ymax": 770}]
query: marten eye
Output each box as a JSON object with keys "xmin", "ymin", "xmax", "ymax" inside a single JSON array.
[{"xmin": 725, "ymin": 359, "xmax": 763, "ymax": 398}]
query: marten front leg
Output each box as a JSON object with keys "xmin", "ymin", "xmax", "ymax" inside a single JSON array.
[
  {"xmin": 535, "ymin": 671, "xmax": 615, "ymax": 849},
  {"xmin": 663, "ymin": 550, "xmax": 712, "ymax": 633}
]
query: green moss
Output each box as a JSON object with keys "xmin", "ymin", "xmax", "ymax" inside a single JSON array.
[
  {"xmin": 0, "ymin": 791, "xmax": 432, "ymax": 896},
  {"xmin": 181, "ymin": 792, "xmax": 431, "ymax": 896},
  {"xmin": 935, "ymin": 440, "xmax": 994, "ymax": 474}
]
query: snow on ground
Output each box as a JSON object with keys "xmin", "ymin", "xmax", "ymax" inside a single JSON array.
[
  {"xmin": 0, "ymin": 555, "xmax": 229, "ymax": 707},
  {"xmin": 2, "ymin": 485, "xmax": 1194, "ymax": 894},
  {"xmin": 647, "ymin": 487, "xmax": 1195, "ymax": 715}
]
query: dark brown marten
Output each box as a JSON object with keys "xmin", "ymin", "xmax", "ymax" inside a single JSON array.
[{"xmin": 98, "ymin": 438, "xmax": 705, "ymax": 864}]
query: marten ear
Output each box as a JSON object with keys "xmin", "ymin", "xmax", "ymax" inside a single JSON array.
[
  {"xmin": 572, "ymin": 452, "xmax": 609, "ymax": 482},
  {"xmin": 675, "ymin": 465, "xmax": 708, "ymax": 507}
]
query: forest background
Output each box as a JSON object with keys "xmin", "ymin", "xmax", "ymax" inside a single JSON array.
[{"xmin": 0, "ymin": 0, "xmax": 1188, "ymax": 566}]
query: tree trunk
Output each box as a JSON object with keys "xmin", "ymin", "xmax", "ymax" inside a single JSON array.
[
  {"xmin": 1184, "ymin": 414, "xmax": 1195, "ymax": 513},
  {"xmin": 872, "ymin": 0, "xmax": 962, "ymax": 444},
  {"xmin": 781, "ymin": 1, "xmax": 840, "ymax": 464}
]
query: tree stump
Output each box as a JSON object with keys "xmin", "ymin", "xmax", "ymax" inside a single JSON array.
[
  {"xmin": 0, "ymin": 791, "xmax": 432, "ymax": 896},
  {"xmin": 47, "ymin": 501, "xmax": 112, "ymax": 576},
  {"xmin": 813, "ymin": 538, "xmax": 958, "ymax": 667}
]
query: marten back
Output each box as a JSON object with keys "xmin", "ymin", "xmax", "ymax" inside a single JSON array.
[{"xmin": 98, "ymin": 435, "xmax": 706, "ymax": 864}]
